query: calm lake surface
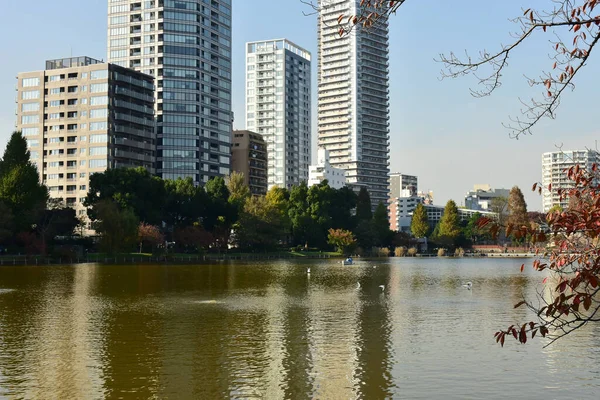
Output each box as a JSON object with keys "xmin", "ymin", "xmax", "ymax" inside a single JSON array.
[{"xmin": 0, "ymin": 258, "xmax": 598, "ymax": 399}]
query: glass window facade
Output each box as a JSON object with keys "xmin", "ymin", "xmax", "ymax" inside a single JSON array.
[{"xmin": 107, "ymin": 0, "xmax": 232, "ymax": 185}]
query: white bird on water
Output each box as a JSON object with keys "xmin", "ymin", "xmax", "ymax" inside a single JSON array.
[
  {"xmin": 357, "ymin": 282, "xmax": 361, "ymax": 289},
  {"xmin": 462, "ymin": 282, "xmax": 473, "ymax": 290},
  {"xmin": 307, "ymin": 267, "xmax": 311, "ymax": 274},
  {"xmin": 379, "ymin": 285, "xmax": 385, "ymax": 292},
  {"xmin": 373, "ymin": 265, "xmax": 377, "ymax": 269}
]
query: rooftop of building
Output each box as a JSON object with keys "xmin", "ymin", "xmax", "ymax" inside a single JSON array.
[
  {"xmin": 246, "ymin": 38, "xmax": 311, "ymax": 60},
  {"xmin": 45, "ymin": 56, "xmax": 103, "ymax": 70}
]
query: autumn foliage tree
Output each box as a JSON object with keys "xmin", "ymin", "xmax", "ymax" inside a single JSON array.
[
  {"xmin": 478, "ymin": 164, "xmax": 600, "ymax": 346},
  {"xmin": 507, "ymin": 186, "xmax": 529, "ymax": 243},
  {"xmin": 138, "ymin": 223, "xmax": 164, "ymax": 254},
  {"xmin": 327, "ymin": 228, "xmax": 356, "ymax": 255},
  {"xmin": 333, "ymin": 0, "xmax": 600, "ymax": 137}
]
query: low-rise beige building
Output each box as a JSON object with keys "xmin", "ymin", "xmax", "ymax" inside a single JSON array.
[
  {"xmin": 16, "ymin": 56, "xmax": 155, "ymax": 225},
  {"xmin": 231, "ymin": 130, "xmax": 267, "ymax": 196}
]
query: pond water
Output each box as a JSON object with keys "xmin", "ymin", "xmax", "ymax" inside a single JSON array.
[{"xmin": 0, "ymin": 258, "xmax": 598, "ymax": 399}]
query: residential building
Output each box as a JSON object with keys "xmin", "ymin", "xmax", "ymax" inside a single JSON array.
[
  {"xmin": 390, "ymin": 173, "xmax": 417, "ymax": 198},
  {"xmin": 308, "ymin": 148, "xmax": 347, "ymax": 189},
  {"xmin": 107, "ymin": 0, "xmax": 233, "ymax": 184},
  {"xmin": 16, "ymin": 56, "xmax": 155, "ymax": 218},
  {"xmin": 464, "ymin": 184, "xmax": 510, "ymax": 211},
  {"xmin": 231, "ymin": 130, "xmax": 267, "ymax": 196},
  {"xmin": 389, "ymin": 194, "xmax": 422, "ymax": 232},
  {"xmin": 542, "ymin": 150, "xmax": 600, "ymax": 212},
  {"xmin": 317, "ymin": 0, "xmax": 390, "ymax": 207},
  {"xmin": 424, "ymin": 204, "xmax": 497, "ymax": 229},
  {"xmin": 245, "ymin": 39, "xmax": 311, "ymax": 189}
]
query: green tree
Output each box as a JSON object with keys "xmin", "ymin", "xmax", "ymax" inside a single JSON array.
[
  {"xmin": 327, "ymin": 228, "xmax": 356, "ymax": 254},
  {"xmin": 354, "ymin": 220, "xmax": 376, "ymax": 251},
  {"xmin": 0, "ymin": 201, "xmax": 14, "ymax": 244},
  {"xmin": 226, "ymin": 171, "xmax": 250, "ymax": 213},
  {"xmin": 410, "ymin": 203, "xmax": 429, "ymax": 238},
  {"xmin": 507, "ymin": 186, "xmax": 529, "ymax": 228},
  {"xmin": 0, "ymin": 131, "xmax": 31, "ymax": 175},
  {"xmin": 204, "ymin": 177, "xmax": 234, "ymax": 249},
  {"xmin": 288, "ymin": 182, "xmax": 313, "ymax": 246},
  {"xmin": 0, "ymin": 132, "xmax": 48, "ymax": 234},
  {"xmin": 235, "ymin": 195, "xmax": 286, "ymax": 250},
  {"xmin": 84, "ymin": 167, "xmax": 165, "ymax": 225},
  {"xmin": 373, "ymin": 202, "xmax": 393, "ymax": 247},
  {"xmin": 307, "ymin": 182, "xmax": 334, "ymax": 247},
  {"xmin": 35, "ymin": 199, "xmax": 79, "ymax": 255},
  {"xmin": 163, "ymin": 178, "xmax": 206, "ymax": 230},
  {"xmin": 92, "ymin": 200, "xmax": 139, "ymax": 254},
  {"xmin": 438, "ymin": 200, "xmax": 461, "ymax": 242},
  {"xmin": 355, "ymin": 187, "xmax": 372, "ymax": 222},
  {"xmin": 463, "ymin": 212, "xmax": 484, "ymax": 244},
  {"xmin": 330, "ymin": 186, "xmax": 357, "ymax": 230}
]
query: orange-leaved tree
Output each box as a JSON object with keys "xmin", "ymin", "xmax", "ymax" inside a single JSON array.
[
  {"xmin": 478, "ymin": 164, "xmax": 600, "ymax": 346},
  {"xmin": 327, "ymin": 228, "xmax": 357, "ymax": 255},
  {"xmin": 330, "ymin": 0, "xmax": 600, "ymax": 138}
]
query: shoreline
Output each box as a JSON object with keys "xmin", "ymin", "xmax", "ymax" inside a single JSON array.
[{"xmin": 0, "ymin": 252, "xmax": 538, "ymax": 266}]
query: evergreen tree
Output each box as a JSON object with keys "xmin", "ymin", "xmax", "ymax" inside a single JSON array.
[
  {"xmin": 438, "ymin": 200, "xmax": 461, "ymax": 240},
  {"xmin": 0, "ymin": 131, "xmax": 48, "ymax": 233},
  {"xmin": 355, "ymin": 187, "xmax": 372, "ymax": 222},
  {"xmin": 0, "ymin": 131, "xmax": 31, "ymax": 176},
  {"xmin": 410, "ymin": 203, "xmax": 429, "ymax": 238},
  {"xmin": 373, "ymin": 202, "xmax": 393, "ymax": 246},
  {"xmin": 507, "ymin": 186, "xmax": 529, "ymax": 228}
]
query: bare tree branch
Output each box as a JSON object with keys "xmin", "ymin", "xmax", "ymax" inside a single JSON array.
[{"xmin": 333, "ymin": 0, "xmax": 600, "ymax": 138}]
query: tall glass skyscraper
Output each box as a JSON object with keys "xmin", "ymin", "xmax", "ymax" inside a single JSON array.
[
  {"xmin": 317, "ymin": 0, "xmax": 390, "ymax": 206},
  {"xmin": 107, "ymin": 0, "xmax": 232, "ymax": 184},
  {"xmin": 245, "ymin": 39, "xmax": 311, "ymax": 189}
]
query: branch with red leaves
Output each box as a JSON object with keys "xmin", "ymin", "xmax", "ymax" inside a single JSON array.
[{"xmin": 478, "ymin": 164, "xmax": 600, "ymax": 346}]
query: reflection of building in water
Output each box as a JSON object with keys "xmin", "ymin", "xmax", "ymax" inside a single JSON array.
[
  {"xmin": 23, "ymin": 266, "xmax": 105, "ymax": 398},
  {"xmin": 306, "ymin": 276, "xmax": 361, "ymax": 398},
  {"xmin": 354, "ymin": 269, "xmax": 395, "ymax": 398}
]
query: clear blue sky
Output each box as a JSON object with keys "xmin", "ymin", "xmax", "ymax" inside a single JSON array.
[{"xmin": 1, "ymin": 0, "xmax": 598, "ymax": 211}]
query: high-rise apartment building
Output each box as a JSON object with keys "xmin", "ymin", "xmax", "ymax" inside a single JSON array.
[
  {"xmin": 16, "ymin": 56, "xmax": 155, "ymax": 216},
  {"xmin": 542, "ymin": 150, "xmax": 600, "ymax": 212},
  {"xmin": 231, "ymin": 130, "xmax": 268, "ymax": 196},
  {"xmin": 317, "ymin": 0, "xmax": 390, "ymax": 206},
  {"xmin": 245, "ymin": 39, "xmax": 311, "ymax": 189},
  {"xmin": 107, "ymin": 0, "xmax": 232, "ymax": 184}
]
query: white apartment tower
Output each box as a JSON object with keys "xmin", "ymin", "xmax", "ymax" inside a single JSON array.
[
  {"xmin": 245, "ymin": 39, "xmax": 311, "ymax": 189},
  {"xmin": 542, "ymin": 150, "xmax": 600, "ymax": 212},
  {"xmin": 317, "ymin": 0, "xmax": 390, "ymax": 206},
  {"xmin": 107, "ymin": 0, "xmax": 233, "ymax": 184}
]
